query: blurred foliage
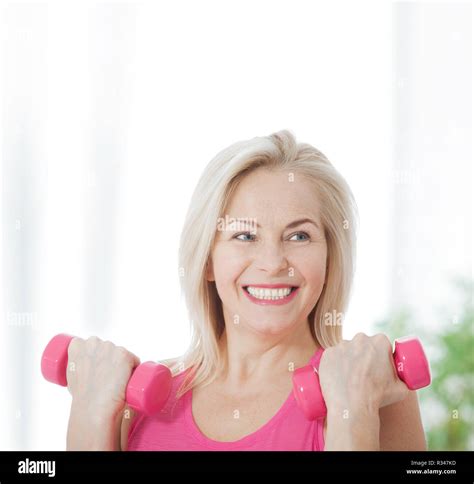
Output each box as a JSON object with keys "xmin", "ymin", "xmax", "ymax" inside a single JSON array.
[{"xmin": 374, "ymin": 278, "xmax": 474, "ymax": 450}]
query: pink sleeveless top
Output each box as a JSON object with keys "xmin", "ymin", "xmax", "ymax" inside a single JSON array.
[{"xmin": 127, "ymin": 347, "xmax": 325, "ymax": 451}]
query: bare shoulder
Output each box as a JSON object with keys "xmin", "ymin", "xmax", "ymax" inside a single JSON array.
[
  {"xmin": 120, "ymin": 356, "xmax": 182, "ymax": 451},
  {"xmin": 379, "ymin": 390, "xmax": 427, "ymax": 450}
]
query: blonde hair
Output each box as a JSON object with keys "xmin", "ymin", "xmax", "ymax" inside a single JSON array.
[{"xmin": 172, "ymin": 130, "xmax": 358, "ymax": 398}]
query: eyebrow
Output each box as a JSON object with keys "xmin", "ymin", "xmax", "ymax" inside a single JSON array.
[{"xmin": 237, "ymin": 218, "xmax": 321, "ymax": 230}]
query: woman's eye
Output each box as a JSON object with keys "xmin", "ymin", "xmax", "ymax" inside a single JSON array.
[
  {"xmin": 234, "ymin": 232, "xmax": 257, "ymax": 242},
  {"xmin": 288, "ymin": 231, "xmax": 310, "ymax": 242}
]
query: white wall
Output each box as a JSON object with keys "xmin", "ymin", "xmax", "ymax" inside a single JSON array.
[{"xmin": 391, "ymin": 1, "xmax": 472, "ymax": 325}]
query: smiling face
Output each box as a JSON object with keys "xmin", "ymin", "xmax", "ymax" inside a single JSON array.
[{"xmin": 206, "ymin": 168, "xmax": 328, "ymax": 338}]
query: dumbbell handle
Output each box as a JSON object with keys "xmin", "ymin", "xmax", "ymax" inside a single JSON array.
[
  {"xmin": 41, "ymin": 334, "xmax": 172, "ymax": 416},
  {"xmin": 292, "ymin": 336, "xmax": 431, "ymax": 421}
]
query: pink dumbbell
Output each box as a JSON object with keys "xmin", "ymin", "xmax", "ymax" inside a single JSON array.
[
  {"xmin": 41, "ymin": 333, "xmax": 172, "ymax": 416},
  {"xmin": 292, "ymin": 335, "xmax": 431, "ymax": 420}
]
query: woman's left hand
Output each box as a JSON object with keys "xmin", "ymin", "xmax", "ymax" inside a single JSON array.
[{"xmin": 318, "ymin": 332, "xmax": 410, "ymax": 414}]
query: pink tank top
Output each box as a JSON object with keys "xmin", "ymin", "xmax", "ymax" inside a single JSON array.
[{"xmin": 127, "ymin": 347, "xmax": 325, "ymax": 451}]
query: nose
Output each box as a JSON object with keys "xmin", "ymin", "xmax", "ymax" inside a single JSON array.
[{"xmin": 254, "ymin": 240, "xmax": 289, "ymax": 276}]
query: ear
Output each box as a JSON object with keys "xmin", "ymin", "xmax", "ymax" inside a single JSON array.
[{"xmin": 205, "ymin": 259, "xmax": 215, "ymax": 282}]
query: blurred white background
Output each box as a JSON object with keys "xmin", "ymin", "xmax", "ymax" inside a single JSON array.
[{"xmin": 0, "ymin": 0, "xmax": 471, "ymax": 450}]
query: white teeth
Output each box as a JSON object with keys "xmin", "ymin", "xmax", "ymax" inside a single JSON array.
[{"xmin": 246, "ymin": 286, "xmax": 293, "ymax": 300}]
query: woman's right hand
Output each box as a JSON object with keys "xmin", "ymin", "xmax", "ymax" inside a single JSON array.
[{"xmin": 65, "ymin": 336, "xmax": 140, "ymax": 450}]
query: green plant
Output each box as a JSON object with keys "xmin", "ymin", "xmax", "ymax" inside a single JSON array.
[{"xmin": 373, "ymin": 278, "xmax": 474, "ymax": 450}]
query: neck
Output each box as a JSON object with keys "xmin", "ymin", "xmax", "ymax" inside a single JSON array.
[{"xmin": 217, "ymin": 316, "xmax": 319, "ymax": 388}]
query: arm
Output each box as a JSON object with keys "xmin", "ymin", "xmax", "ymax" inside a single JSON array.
[
  {"xmin": 120, "ymin": 405, "xmax": 137, "ymax": 451},
  {"xmin": 324, "ymin": 402, "xmax": 381, "ymax": 451},
  {"xmin": 66, "ymin": 399, "xmax": 122, "ymax": 451},
  {"xmin": 68, "ymin": 401, "xmax": 138, "ymax": 451},
  {"xmin": 324, "ymin": 390, "xmax": 427, "ymax": 451},
  {"xmin": 379, "ymin": 390, "xmax": 427, "ymax": 450}
]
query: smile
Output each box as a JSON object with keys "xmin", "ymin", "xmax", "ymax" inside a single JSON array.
[{"xmin": 242, "ymin": 284, "xmax": 300, "ymax": 306}]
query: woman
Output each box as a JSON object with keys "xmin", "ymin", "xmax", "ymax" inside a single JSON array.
[{"xmin": 66, "ymin": 130, "xmax": 427, "ymax": 450}]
